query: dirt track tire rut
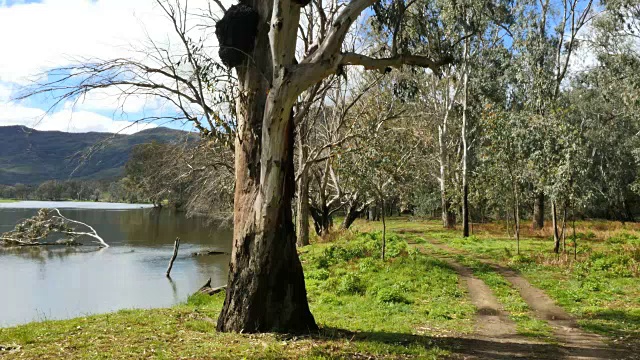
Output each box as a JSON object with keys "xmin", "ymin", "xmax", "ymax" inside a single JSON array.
[{"xmin": 421, "ymin": 239, "xmax": 635, "ymax": 360}]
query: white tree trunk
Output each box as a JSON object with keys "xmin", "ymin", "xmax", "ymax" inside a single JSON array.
[{"xmin": 461, "ymin": 39, "xmax": 470, "ymax": 237}]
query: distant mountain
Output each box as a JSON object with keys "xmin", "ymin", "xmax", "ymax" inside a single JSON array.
[{"xmin": 0, "ymin": 126, "xmax": 192, "ymax": 185}]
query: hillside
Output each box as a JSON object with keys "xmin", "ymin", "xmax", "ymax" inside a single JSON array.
[{"xmin": 0, "ymin": 126, "xmax": 191, "ymax": 185}]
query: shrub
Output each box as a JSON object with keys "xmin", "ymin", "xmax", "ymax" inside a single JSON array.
[
  {"xmin": 316, "ymin": 294, "xmax": 344, "ymax": 305},
  {"xmin": 375, "ymin": 286, "xmax": 412, "ymax": 304},
  {"xmin": 509, "ymin": 254, "xmax": 534, "ymax": 266},
  {"xmin": 384, "ymin": 234, "xmax": 408, "ymax": 258},
  {"xmin": 359, "ymin": 258, "xmax": 381, "ymax": 272},
  {"xmin": 588, "ymin": 252, "xmax": 634, "ymax": 277},
  {"xmin": 606, "ymin": 233, "xmax": 639, "ymax": 244},
  {"xmin": 306, "ymin": 268, "xmax": 330, "ymax": 281},
  {"xmin": 337, "ymin": 273, "xmax": 367, "ymax": 295},
  {"xmin": 320, "ymin": 277, "xmax": 340, "ymax": 293}
]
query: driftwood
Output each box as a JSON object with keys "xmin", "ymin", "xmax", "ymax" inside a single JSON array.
[
  {"xmin": 0, "ymin": 343, "xmax": 21, "ymax": 354},
  {"xmin": 166, "ymin": 237, "xmax": 181, "ymax": 277},
  {"xmin": 1, "ymin": 239, "xmax": 83, "ymax": 247},
  {"xmin": 0, "ymin": 208, "xmax": 108, "ymax": 248},
  {"xmin": 192, "ymin": 249, "xmax": 228, "ymax": 256},
  {"xmin": 197, "ymin": 278, "xmax": 227, "ymax": 296}
]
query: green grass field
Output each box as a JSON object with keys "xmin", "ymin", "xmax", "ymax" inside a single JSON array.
[
  {"xmin": 0, "ymin": 232, "xmax": 470, "ymax": 359},
  {"xmin": 1, "ymin": 217, "xmax": 637, "ymax": 358},
  {"xmin": 353, "ymin": 217, "xmax": 640, "ymax": 348}
]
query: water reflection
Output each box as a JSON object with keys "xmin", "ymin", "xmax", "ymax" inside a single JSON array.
[{"xmin": 0, "ymin": 205, "xmax": 231, "ymax": 327}]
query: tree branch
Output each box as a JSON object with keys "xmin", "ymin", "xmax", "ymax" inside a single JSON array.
[{"xmin": 340, "ymin": 52, "xmax": 453, "ymax": 73}]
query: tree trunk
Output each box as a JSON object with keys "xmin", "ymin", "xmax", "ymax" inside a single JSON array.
[
  {"xmin": 532, "ymin": 192, "xmax": 544, "ymax": 230},
  {"xmin": 505, "ymin": 204, "xmax": 512, "ymax": 239},
  {"xmin": 217, "ymin": 1, "xmax": 316, "ymax": 333},
  {"xmin": 439, "ymin": 129, "xmax": 450, "ymax": 229},
  {"xmin": 341, "ymin": 202, "xmax": 363, "ymax": 230},
  {"xmin": 561, "ymin": 203, "xmax": 567, "ymax": 253},
  {"xmin": 552, "ymin": 201, "xmax": 561, "ymax": 254},
  {"xmin": 442, "ymin": 199, "xmax": 455, "ymax": 229},
  {"xmin": 514, "ymin": 196, "xmax": 520, "ymax": 255},
  {"xmin": 296, "ymin": 131, "xmax": 310, "ymax": 247},
  {"xmin": 461, "ymin": 37, "xmax": 470, "ymax": 238},
  {"xmin": 166, "ymin": 237, "xmax": 180, "ymax": 277},
  {"xmin": 572, "ymin": 208, "xmax": 577, "ymax": 260},
  {"xmin": 368, "ymin": 205, "xmax": 376, "ymax": 221},
  {"xmin": 310, "ymin": 204, "xmax": 332, "ymax": 236},
  {"xmin": 381, "ymin": 197, "xmax": 387, "ymax": 261},
  {"xmin": 296, "ymin": 173, "xmax": 310, "ymax": 247}
]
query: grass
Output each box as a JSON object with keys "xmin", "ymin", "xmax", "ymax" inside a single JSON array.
[
  {"xmin": 353, "ymin": 217, "xmax": 640, "ymax": 348},
  {"xmin": 0, "ymin": 232, "xmax": 472, "ymax": 359},
  {"xmin": 302, "ymin": 232, "xmax": 475, "ymax": 336},
  {"xmin": 3, "ymin": 217, "xmax": 637, "ymax": 358},
  {"xmin": 411, "ymin": 240, "xmax": 554, "ymax": 341},
  {"xmin": 0, "ymin": 199, "xmax": 17, "ymax": 203}
]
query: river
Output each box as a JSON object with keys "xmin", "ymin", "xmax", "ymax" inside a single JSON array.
[{"xmin": 0, "ymin": 201, "xmax": 232, "ymax": 327}]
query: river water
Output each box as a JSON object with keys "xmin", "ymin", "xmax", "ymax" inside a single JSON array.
[{"xmin": 0, "ymin": 201, "xmax": 232, "ymax": 327}]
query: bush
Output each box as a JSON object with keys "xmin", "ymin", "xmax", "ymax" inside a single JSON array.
[
  {"xmin": 606, "ymin": 233, "xmax": 639, "ymax": 244},
  {"xmin": 306, "ymin": 268, "xmax": 330, "ymax": 281},
  {"xmin": 375, "ymin": 287, "xmax": 412, "ymax": 304},
  {"xmin": 509, "ymin": 254, "xmax": 534, "ymax": 266},
  {"xmin": 337, "ymin": 273, "xmax": 367, "ymax": 295},
  {"xmin": 385, "ymin": 234, "xmax": 408, "ymax": 258},
  {"xmin": 310, "ymin": 232, "xmax": 409, "ymax": 269},
  {"xmin": 588, "ymin": 252, "xmax": 634, "ymax": 277},
  {"xmin": 359, "ymin": 258, "xmax": 382, "ymax": 272},
  {"xmin": 315, "ymin": 256, "xmax": 331, "ymax": 269},
  {"xmin": 316, "ymin": 294, "xmax": 344, "ymax": 305}
]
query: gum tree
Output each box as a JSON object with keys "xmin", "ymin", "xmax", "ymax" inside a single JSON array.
[
  {"xmin": 17, "ymin": 0, "xmax": 451, "ymax": 333},
  {"xmin": 215, "ymin": 0, "xmax": 452, "ymax": 333}
]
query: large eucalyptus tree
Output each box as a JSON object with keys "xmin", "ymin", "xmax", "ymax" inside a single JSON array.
[
  {"xmin": 216, "ymin": 0, "xmax": 451, "ymax": 333},
  {"xmin": 17, "ymin": 0, "xmax": 451, "ymax": 333}
]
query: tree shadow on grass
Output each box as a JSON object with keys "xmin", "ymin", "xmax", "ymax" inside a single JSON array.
[
  {"xmin": 580, "ymin": 309, "xmax": 640, "ymax": 350},
  {"xmin": 302, "ymin": 326, "xmax": 635, "ymax": 360}
]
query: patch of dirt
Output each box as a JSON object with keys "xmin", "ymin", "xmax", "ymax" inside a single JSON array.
[
  {"xmin": 433, "ymin": 253, "xmax": 520, "ymax": 340},
  {"xmin": 423, "ymin": 239, "xmax": 636, "ymax": 360}
]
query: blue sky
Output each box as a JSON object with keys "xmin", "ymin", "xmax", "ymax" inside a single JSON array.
[
  {"xmin": 0, "ymin": 0, "xmax": 600, "ymax": 134},
  {"xmin": 0, "ymin": 0, "xmax": 220, "ymax": 134}
]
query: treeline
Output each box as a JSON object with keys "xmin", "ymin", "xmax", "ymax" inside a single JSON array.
[
  {"xmin": 282, "ymin": 0, "xmax": 640, "ymax": 252},
  {"xmin": 21, "ymin": 0, "xmax": 640, "ymax": 249},
  {"xmin": 120, "ymin": 141, "xmax": 234, "ymax": 218},
  {"xmin": 0, "ymin": 140, "xmax": 234, "ymax": 211},
  {"xmin": 0, "ymin": 180, "xmax": 113, "ymax": 202}
]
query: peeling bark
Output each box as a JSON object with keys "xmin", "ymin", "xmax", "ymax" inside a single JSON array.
[
  {"xmin": 296, "ymin": 122, "xmax": 311, "ymax": 247},
  {"xmin": 216, "ymin": 0, "xmax": 316, "ymax": 333},
  {"xmin": 217, "ymin": 0, "xmax": 450, "ymax": 334}
]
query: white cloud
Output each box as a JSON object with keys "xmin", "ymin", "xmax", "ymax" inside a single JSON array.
[
  {"xmin": 0, "ymin": 99, "xmax": 158, "ymax": 134},
  {"xmin": 2, "ymin": 0, "xmax": 160, "ymax": 83},
  {"xmin": 0, "ymin": 0, "xmax": 228, "ymax": 83},
  {"xmin": 0, "ymin": 0, "xmax": 227, "ymax": 133},
  {"xmin": 0, "ymin": 83, "xmax": 12, "ymax": 101}
]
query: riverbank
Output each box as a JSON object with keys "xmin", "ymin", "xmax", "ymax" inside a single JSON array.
[
  {"xmin": 0, "ymin": 200, "xmax": 154, "ymax": 209},
  {"xmin": 0, "ymin": 219, "xmax": 637, "ymax": 359},
  {"xmin": 0, "ymin": 232, "xmax": 471, "ymax": 359}
]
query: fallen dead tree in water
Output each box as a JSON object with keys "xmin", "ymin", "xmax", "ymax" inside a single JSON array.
[
  {"xmin": 197, "ymin": 278, "xmax": 226, "ymax": 296},
  {"xmin": 0, "ymin": 208, "xmax": 108, "ymax": 248},
  {"xmin": 191, "ymin": 249, "xmax": 228, "ymax": 256}
]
